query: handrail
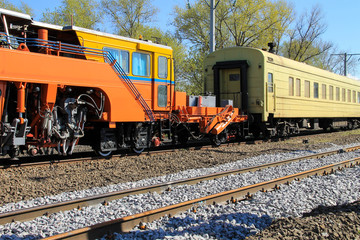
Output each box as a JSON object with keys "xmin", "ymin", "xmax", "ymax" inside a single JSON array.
[
  {"xmin": 0, "ymin": 33, "xmax": 155, "ymax": 122},
  {"xmin": 103, "ymin": 53, "xmax": 155, "ymax": 122}
]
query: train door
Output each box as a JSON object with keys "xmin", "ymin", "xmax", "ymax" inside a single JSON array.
[
  {"xmin": 213, "ymin": 60, "xmax": 249, "ymax": 113},
  {"xmin": 266, "ymin": 71, "xmax": 275, "ymax": 113},
  {"xmin": 220, "ymin": 68, "xmax": 241, "ymax": 108}
]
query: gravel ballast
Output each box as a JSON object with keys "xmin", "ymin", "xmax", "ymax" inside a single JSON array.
[
  {"xmin": 1, "ymin": 130, "xmax": 360, "ymax": 239},
  {"xmin": 0, "ymin": 143, "xmax": 360, "ymax": 238},
  {"xmin": 2, "ymin": 129, "xmax": 359, "ymax": 205}
]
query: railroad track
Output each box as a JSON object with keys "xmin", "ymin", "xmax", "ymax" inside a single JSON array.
[
  {"xmin": 41, "ymin": 154, "xmax": 360, "ymax": 240},
  {"xmin": 0, "ymin": 145, "xmax": 359, "ymax": 231},
  {"xmin": 0, "ymin": 139, "xmax": 265, "ymax": 169},
  {"xmin": 0, "ymin": 128, "xmax": 340, "ymax": 169}
]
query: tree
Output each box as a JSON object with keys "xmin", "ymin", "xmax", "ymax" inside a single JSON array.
[
  {"xmin": 101, "ymin": 0, "xmax": 158, "ymax": 38},
  {"xmin": 41, "ymin": 0, "xmax": 101, "ymax": 29},
  {"xmin": 173, "ymin": 0, "xmax": 293, "ymax": 94},
  {"xmin": 174, "ymin": 0, "xmax": 293, "ymax": 51},
  {"xmin": 0, "ymin": 0, "xmax": 33, "ymax": 15},
  {"xmin": 280, "ymin": 6, "xmax": 333, "ymax": 64}
]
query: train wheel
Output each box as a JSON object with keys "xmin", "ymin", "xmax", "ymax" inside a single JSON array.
[
  {"xmin": 178, "ymin": 133, "xmax": 189, "ymax": 146},
  {"xmin": 210, "ymin": 135, "xmax": 221, "ymax": 147},
  {"xmin": 132, "ymin": 146, "xmax": 144, "ymax": 155},
  {"xmin": 210, "ymin": 132, "xmax": 227, "ymax": 147},
  {"xmin": 96, "ymin": 150, "xmax": 113, "ymax": 157}
]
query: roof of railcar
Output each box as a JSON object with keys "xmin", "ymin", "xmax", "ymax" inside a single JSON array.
[
  {"xmin": 208, "ymin": 46, "xmax": 360, "ymax": 86},
  {"xmin": 64, "ymin": 26, "xmax": 173, "ymax": 51},
  {"xmin": 0, "ymin": 8, "xmax": 172, "ymax": 52}
]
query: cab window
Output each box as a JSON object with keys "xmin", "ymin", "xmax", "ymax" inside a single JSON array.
[
  {"xmin": 132, "ymin": 52, "xmax": 150, "ymax": 76},
  {"xmin": 104, "ymin": 47, "xmax": 129, "ymax": 73},
  {"xmin": 158, "ymin": 85, "xmax": 167, "ymax": 107},
  {"xmin": 158, "ymin": 56, "xmax": 168, "ymax": 79}
]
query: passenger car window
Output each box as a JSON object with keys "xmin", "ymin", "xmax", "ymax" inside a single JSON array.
[
  {"xmin": 104, "ymin": 47, "xmax": 129, "ymax": 73},
  {"xmin": 158, "ymin": 85, "xmax": 167, "ymax": 107},
  {"xmin": 348, "ymin": 89, "xmax": 351, "ymax": 102},
  {"xmin": 158, "ymin": 56, "xmax": 168, "ymax": 79},
  {"xmin": 342, "ymin": 88, "xmax": 346, "ymax": 102},
  {"xmin": 329, "ymin": 86, "xmax": 333, "ymax": 100},
  {"xmin": 336, "ymin": 87, "xmax": 340, "ymax": 101},
  {"xmin": 296, "ymin": 79, "xmax": 301, "ymax": 96},
  {"xmin": 305, "ymin": 81, "xmax": 310, "ymax": 98},
  {"xmin": 353, "ymin": 90, "xmax": 356, "ymax": 103},
  {"xmin": 268, "ymin": 73, "xmax": 273, "ymax": 93},
  {"xmin": 133, "ymin": 52, "xmax": 150, "ymax": 76},
  {"xmin": 322, "ymin": 84, "xmax": 326, "ymax": 99},
  {"xmin": 289, "ymin": 77, "xmax": 294, "ymax": 96},
  {"xmin": 313, "ymin": 82, "xmax": 319, "ymax": 98}
]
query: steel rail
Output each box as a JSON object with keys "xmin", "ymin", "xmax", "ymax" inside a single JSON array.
[
  {"xmin": 0, "ymin": 139, "xmax": 260, "ymax": 169},
  {"xmin": 0, "ymin": 145, "xmax": 359, "ymax": 226},
  {"xmin": 0, "ymin": 144, "xmax": 212, "ymax": 169},
  {"xmin": 44, "ymin": 156, "xmax": 360, "ymax": 240}
]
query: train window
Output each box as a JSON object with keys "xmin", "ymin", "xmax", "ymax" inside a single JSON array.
[
  {"xmin": 158, "ymin": 56, "xmax": 168, "ymax": 79},
  {"xmin": 296, "ymin": 79, "xmax": 301, "ymax": 96},
  {"xmin": 158, "ymin": 85, "xmax": 167, "ymax": 107},
  {"xmin": 342, "ymin": 89, "xmax": 346, "ymax": 102},
  {"xmin": 313, "ymin": 82, "xmax": 319, "ymax": 98},
  {"xmin": 229, "ymin": 74, "xmax": 240, "ymax": 81},
  {"xmin": 132, "ymin": 52, "xmax": 150, "ymax": 76},
  {"xmin": 268, "ymin": 73, "xmax": 273, "ymax": 92},
  {"xmin": 322, "ymin": 84, "xmax": 326, "ymax": 99},
  {"xmin": 336, "ymin": 87, "xmax": 340, "ymax": 101},
  {"xmin": 353, "ymin": 90, "xmax": 356, "ymax": 103},
  {"xmin": 329, "ymin": 86, "xmax": 334, "ymax": 100},
  {"xmin": 348, "ymin": 90, "xmax": 351, "ymax": 102},
  {"xmin": 305, "ymin": 81, "xmax": 310, "ymax": 98},
  {"xmin": 104, "ymin": 47, "xmax": 129, "ymax": 73},
  {"xmin": 358, "ymin": 92, "xmax": 360, "ymax": 103},
  {"xmin": 289, "ymin": 77, "xmax": 294, "ymax": 96}
]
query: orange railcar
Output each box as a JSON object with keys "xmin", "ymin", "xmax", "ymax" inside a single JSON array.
[{"xmin": 0, "ymin": 8, "xmax": 247, "ymax": 157}]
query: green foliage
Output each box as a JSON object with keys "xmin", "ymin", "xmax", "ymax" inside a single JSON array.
[
  {"xmin": 174, "ymin": 0, "xmax": 292, "ymax": 51},
  {"xmin": 173, "ymin": 0, "xmax": 293, "ymax": 93},
  {"xmin": 176, "ymin": 49, "xmax": 206, "ymax": 95},
  {"xmin": 101, "ymin": 0, "xmax": 158, "ymax": 38},
  {"xmin": 0, "ymin": 0, "xmax": 33, "ymax": 15},
  {"xmin": 41, "ymin": 0, "xmax": 101, "ymax": 29}
]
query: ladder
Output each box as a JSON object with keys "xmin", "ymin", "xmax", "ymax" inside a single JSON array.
[{"xmin": 103, "ymin": 52, "xmax": 155, "ymax": 122}]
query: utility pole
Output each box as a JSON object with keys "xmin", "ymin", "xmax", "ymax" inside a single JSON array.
[
  {"xmin": 210, "ymin": 0, "xmax": 215, "ymax": 53},
  {"xmin": 331, "ymin": 53, "xmax": 360, "ymax": 76},
  {"xmin": 201, "ymin": 0, "xmax": 220, "ymax": 53}
]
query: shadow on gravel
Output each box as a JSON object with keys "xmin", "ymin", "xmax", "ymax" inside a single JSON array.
[
  {"xmin": 303, "ymin": 200, "xmax": 360, "ymax": 218},
  {"xmin": 114, "ymin": 212, "xmax": 272, "ymax": 239},
  {"xmin": 0, "ymin": 234, "xmax": 40, "ymax": 240}
]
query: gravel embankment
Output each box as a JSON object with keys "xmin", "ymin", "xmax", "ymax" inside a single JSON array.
[
  {"xmin": 1, "ymin": 129, "xmax": 360, "ymax": 205},
  {"xmin": 0, "ymin": 143, "xmax": 360, "ymax": 238},
  {"xmin": 1, "ymin": 130, "xmax": 360, "ymax": 239},
  {"xmin": 111, "ymin": 165, "xmax": 360, "ymax": 240}
]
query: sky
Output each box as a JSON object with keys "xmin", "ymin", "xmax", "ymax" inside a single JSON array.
[{"xmin": 9, "ymin": 0, "xmax": 360, "ymax": 78}]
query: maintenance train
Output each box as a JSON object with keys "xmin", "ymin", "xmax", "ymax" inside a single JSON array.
[
  {"xmin": 204, "ymin": 45, "xmax": 360, "ymax": 138},
  {"xmin": 0, "ymin": 8, "xmax": 359, "ymax": 158},
  {"xmin": 0, "ymin": 8, "xmax": 247, "ymax": 158}
]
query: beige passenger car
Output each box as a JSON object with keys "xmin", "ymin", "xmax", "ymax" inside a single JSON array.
[{"xmin": 204, "ymin": 47, "xmax": 360, "ymax": 137}]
